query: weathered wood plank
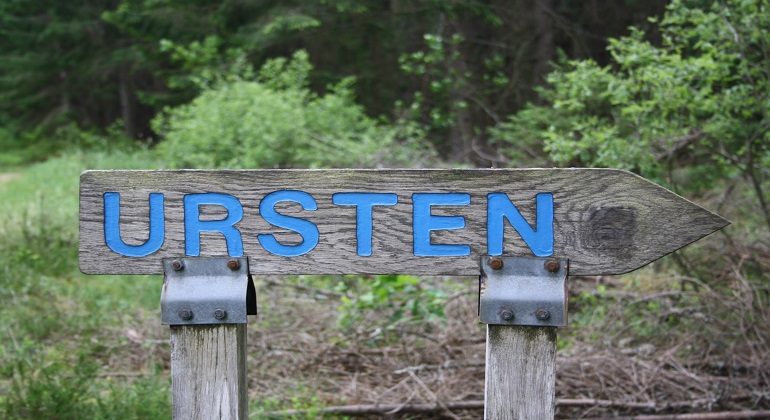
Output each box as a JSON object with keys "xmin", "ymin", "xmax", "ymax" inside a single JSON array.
[
  {"xmin": 79, "ymin": 168, "xmax": 728, "ymax": 276},
  {"xmin": 170, "ymin": 324, "xmax": 247, "ymax": 420},
  {"xmin": 484, "ymin": 325, "xmax": 556, "ymax": 419}
]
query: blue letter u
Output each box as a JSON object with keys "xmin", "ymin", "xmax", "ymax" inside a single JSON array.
[{"xmin": 104, "ymin": 192, "xmax": 165, "ymax": 257}]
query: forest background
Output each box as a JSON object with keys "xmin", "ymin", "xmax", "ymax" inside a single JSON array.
[{"xmin": 1, "ymin": 0, "xmax": 768, "ymax": 418}]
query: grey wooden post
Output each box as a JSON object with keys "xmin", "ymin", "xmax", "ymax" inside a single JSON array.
[
  {"xmin": 171, "ymin": 324, "xmax": 248, "ymax": 419},
  {"xmin": 161, "ymin": 257, "xmax": 256, "ymax": 420},
  {"xmin": 485, "ymin": 325, "xmax": 556, "ymax": 419},
  {"xmin": 479, "ymin": 256, "xmax": 567, "ymax": 419}
]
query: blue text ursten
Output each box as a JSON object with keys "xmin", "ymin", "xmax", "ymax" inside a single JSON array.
[{"xmin": 103, "ymin": 191, "xmax": 554, "ymax": 258}]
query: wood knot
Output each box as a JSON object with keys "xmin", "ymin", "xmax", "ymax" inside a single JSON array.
[{"xmin": 582, "ymin": 207, "xmax": 636, "ymax": 250}]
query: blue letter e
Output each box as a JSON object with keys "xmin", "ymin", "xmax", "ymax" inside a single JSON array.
[{"xmin": 413, "ymin": 193, "xmax": 471, "ymax": 257}]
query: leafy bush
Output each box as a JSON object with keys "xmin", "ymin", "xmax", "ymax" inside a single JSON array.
[
  {"xmin": 337, "ymin": 275, "xmax": 447, "ymax": 343},
  {"xmin": 154, "ymin": 50, "xmax": 433, "ymax": 169},
  {"xmin": 492, "ymin": 0, "xmax": 770, "ymax": 232}
]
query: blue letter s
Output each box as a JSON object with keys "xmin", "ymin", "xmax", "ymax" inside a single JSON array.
[{"xmin": 258, "ymin": 191, "xmax": 319, "ymax": 257}]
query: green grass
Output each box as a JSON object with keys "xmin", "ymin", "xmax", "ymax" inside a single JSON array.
[{"xmin": 0, "ymin": 148, "xmax": 169, "ymax": 419}]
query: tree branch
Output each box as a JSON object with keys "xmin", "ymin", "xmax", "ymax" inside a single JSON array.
[
  {"xmin": 583, "ymin": 410, "xmax": 770, "ymax": 420},
  {"xmin": 262, "ymin": 399, "xmax": 770, "ymax": 418}
]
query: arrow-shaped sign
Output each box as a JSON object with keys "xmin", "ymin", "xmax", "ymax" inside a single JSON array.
[{"xmin": 79, "ymin": 169, "xmax": 728, "ymax": 276}]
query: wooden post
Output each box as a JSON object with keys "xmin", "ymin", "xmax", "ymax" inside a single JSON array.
[
  {"xmin": 485, "ymin": 325, "xmax": 556, "ymax": 419},
  {"xmin": 170, "ymin": 324, "xmax": 248, "ymax": 419},
  {"xmin": 159, "ymin": 257, "xmax": 253, "ymax": 419}
]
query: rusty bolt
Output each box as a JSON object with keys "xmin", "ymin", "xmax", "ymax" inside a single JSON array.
[
  {"xmin": 489, "ymin": 258, "xmax": 504, "ymax": 270},
  {"xmin": 545, "ymin": 260, "xmax": 560, "ymax": 273},
  {"xmin": 227, "ymin": 259, "xmax": 240, "ymax": 270},
  {"xmin": 213, "ymin": 309, "xmax": 227, "ymax": 320},
  {"xmin": 171, "ymin": 260, "xmax": 183, "ymax": 271},
  {"xmin": 499, "ymin": 308, "xmax": 515, "ymax": 321},
  {"xmin": 535, "ymin": 309, "xmax": 551, "ymax": 321},
  {"xmin": 178, "ymin": 308, "xmax": 193, "ymax": 320},
  {"xmin": 500, "ymin": 309, "xmax": 515, "ymax": 321}
]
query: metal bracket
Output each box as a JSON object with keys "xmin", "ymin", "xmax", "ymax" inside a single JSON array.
[
  {"xmin": 161, "ymin": 257, "xmax": 257, "ymax": 325},
  {"xmin": 479, "ymin": 256, "xmax": 569, "ymax": 327}
]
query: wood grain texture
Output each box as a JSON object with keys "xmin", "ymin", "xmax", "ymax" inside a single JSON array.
[
  {"xmin": 170, "ymin": 324, "xmax": 247, "ymax": 420},
  {"xmin": 79, "ymin": 169, "xmax": 729, "ymax": 276},
  {"xmin": 484, "ymin": 325, "xmax": 556, "ymax": 419}
]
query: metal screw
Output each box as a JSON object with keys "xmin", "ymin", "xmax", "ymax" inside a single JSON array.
[
  {"xmin": 178, "ymin": 308, "xmax": 193, "ymax": 320},
  {"xmin": 489, "ymin": 258, "xmax": 504, "ymax": 270},
  {"xmin": 213, "ymin": 309, "xmax": 227, "ymax": 320},
  {"xmin": 545, "ymin": 260, "xmax": 560, "ymax": 273},
  {"xmin": 535, "ymin": 309, "xmax": 551, "ymax": 321},
  {"xmin": 499, "ymin": 308, "xmax": 515, "ymax": 321},
  {"xmin": 171, "ymin": 260, "xmax": 184, "ymax": 271},
  {"xmin": 227, "ymin": 259, "xmax": 240, "ymax": 270}
]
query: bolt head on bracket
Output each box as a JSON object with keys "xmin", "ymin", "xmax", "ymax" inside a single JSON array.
[{"xmin": 479, "ymin": 256, "xmax": 569, "ymax": 327}]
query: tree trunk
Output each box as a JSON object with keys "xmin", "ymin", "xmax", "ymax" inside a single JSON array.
[
  {"xmin": 532, "ymin": 0, "xmax": 556, "ymax": 104},
  {"xmin": 119, "ymin": 64, "xmax": 137, "ymax": 139}
]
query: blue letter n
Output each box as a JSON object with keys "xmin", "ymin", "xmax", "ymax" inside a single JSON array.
[{"xmin": 487, "ymin": 192, "xmax": 553, "ymax": 257}]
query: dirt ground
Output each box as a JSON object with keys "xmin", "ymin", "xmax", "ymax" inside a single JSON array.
[
  {"xmin": 117, "ymin": 272, "xmax": 770, "ymax": 419},
  {"xmin": 0, "ymin": 173, "xmax": 20, "ymax": 184}
]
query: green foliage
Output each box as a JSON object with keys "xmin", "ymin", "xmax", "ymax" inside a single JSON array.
[
  {"xmin": 251, "ymin": 393, "xmax": 327, "ymax": 420},
  {"xmin": 0, "ymin": 122, "xmax": 149, "ymax": 167},
  {"xmin": 1, "ymin": 0, "xmax": 669, "ymax": 161},
  {"xmin": 158, "ymin": 36, "xmax": 256, "ymax": 91},
  {"xmin": 0, "ymin": 147, "xmax": 168, "ymax": 419},
  {"xmin": 155, "ymin": 50, "xmax": 432, "ymax": 169},
  {"xmin": 487, "ymin": 92, "xmax": 561, "ymax": 168},
  {"xmin": 0, "ymin": 0, "xmax": 157, "ymax": 137},
  {"xmin": 233, "ymin": 4, "xmax": 321, "ymax": 50},
  {"xmin": 1, "ymin": 348, "xmax": 170, "ymax": 419},
  {"xmin": 399, "ymin": 33, "xmax": 470, "ymax": 132},
  {"xmin": 397, "ymin": 30, "xmax": 520, "ymax": 160},
  {"xmin": 96, "ymin": 375, "xmax": 171, "ymax": 420},
  {"xmin": 493, "ymin": 0, "xmax": 770, "ymax": 230},
  {"xmin": 3, "ymin": 352, "xmax": 97, "ymax": 419},
  {"xmin": 337, "ymin": 275, "xmax": 447, "ymax": 339},
  {"xmin": 569, "ymin": 284, "xmax": 609, "ymax": 330}
]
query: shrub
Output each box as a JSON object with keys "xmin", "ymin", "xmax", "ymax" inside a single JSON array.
[{"xmin": 154, "ymin": 50, "xmax": 433, "ymax": 169}]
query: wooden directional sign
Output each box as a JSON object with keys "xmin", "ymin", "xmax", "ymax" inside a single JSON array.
[{"xmin": 79, "ymin": 169, "xmax": 728, "ymax": 276}]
